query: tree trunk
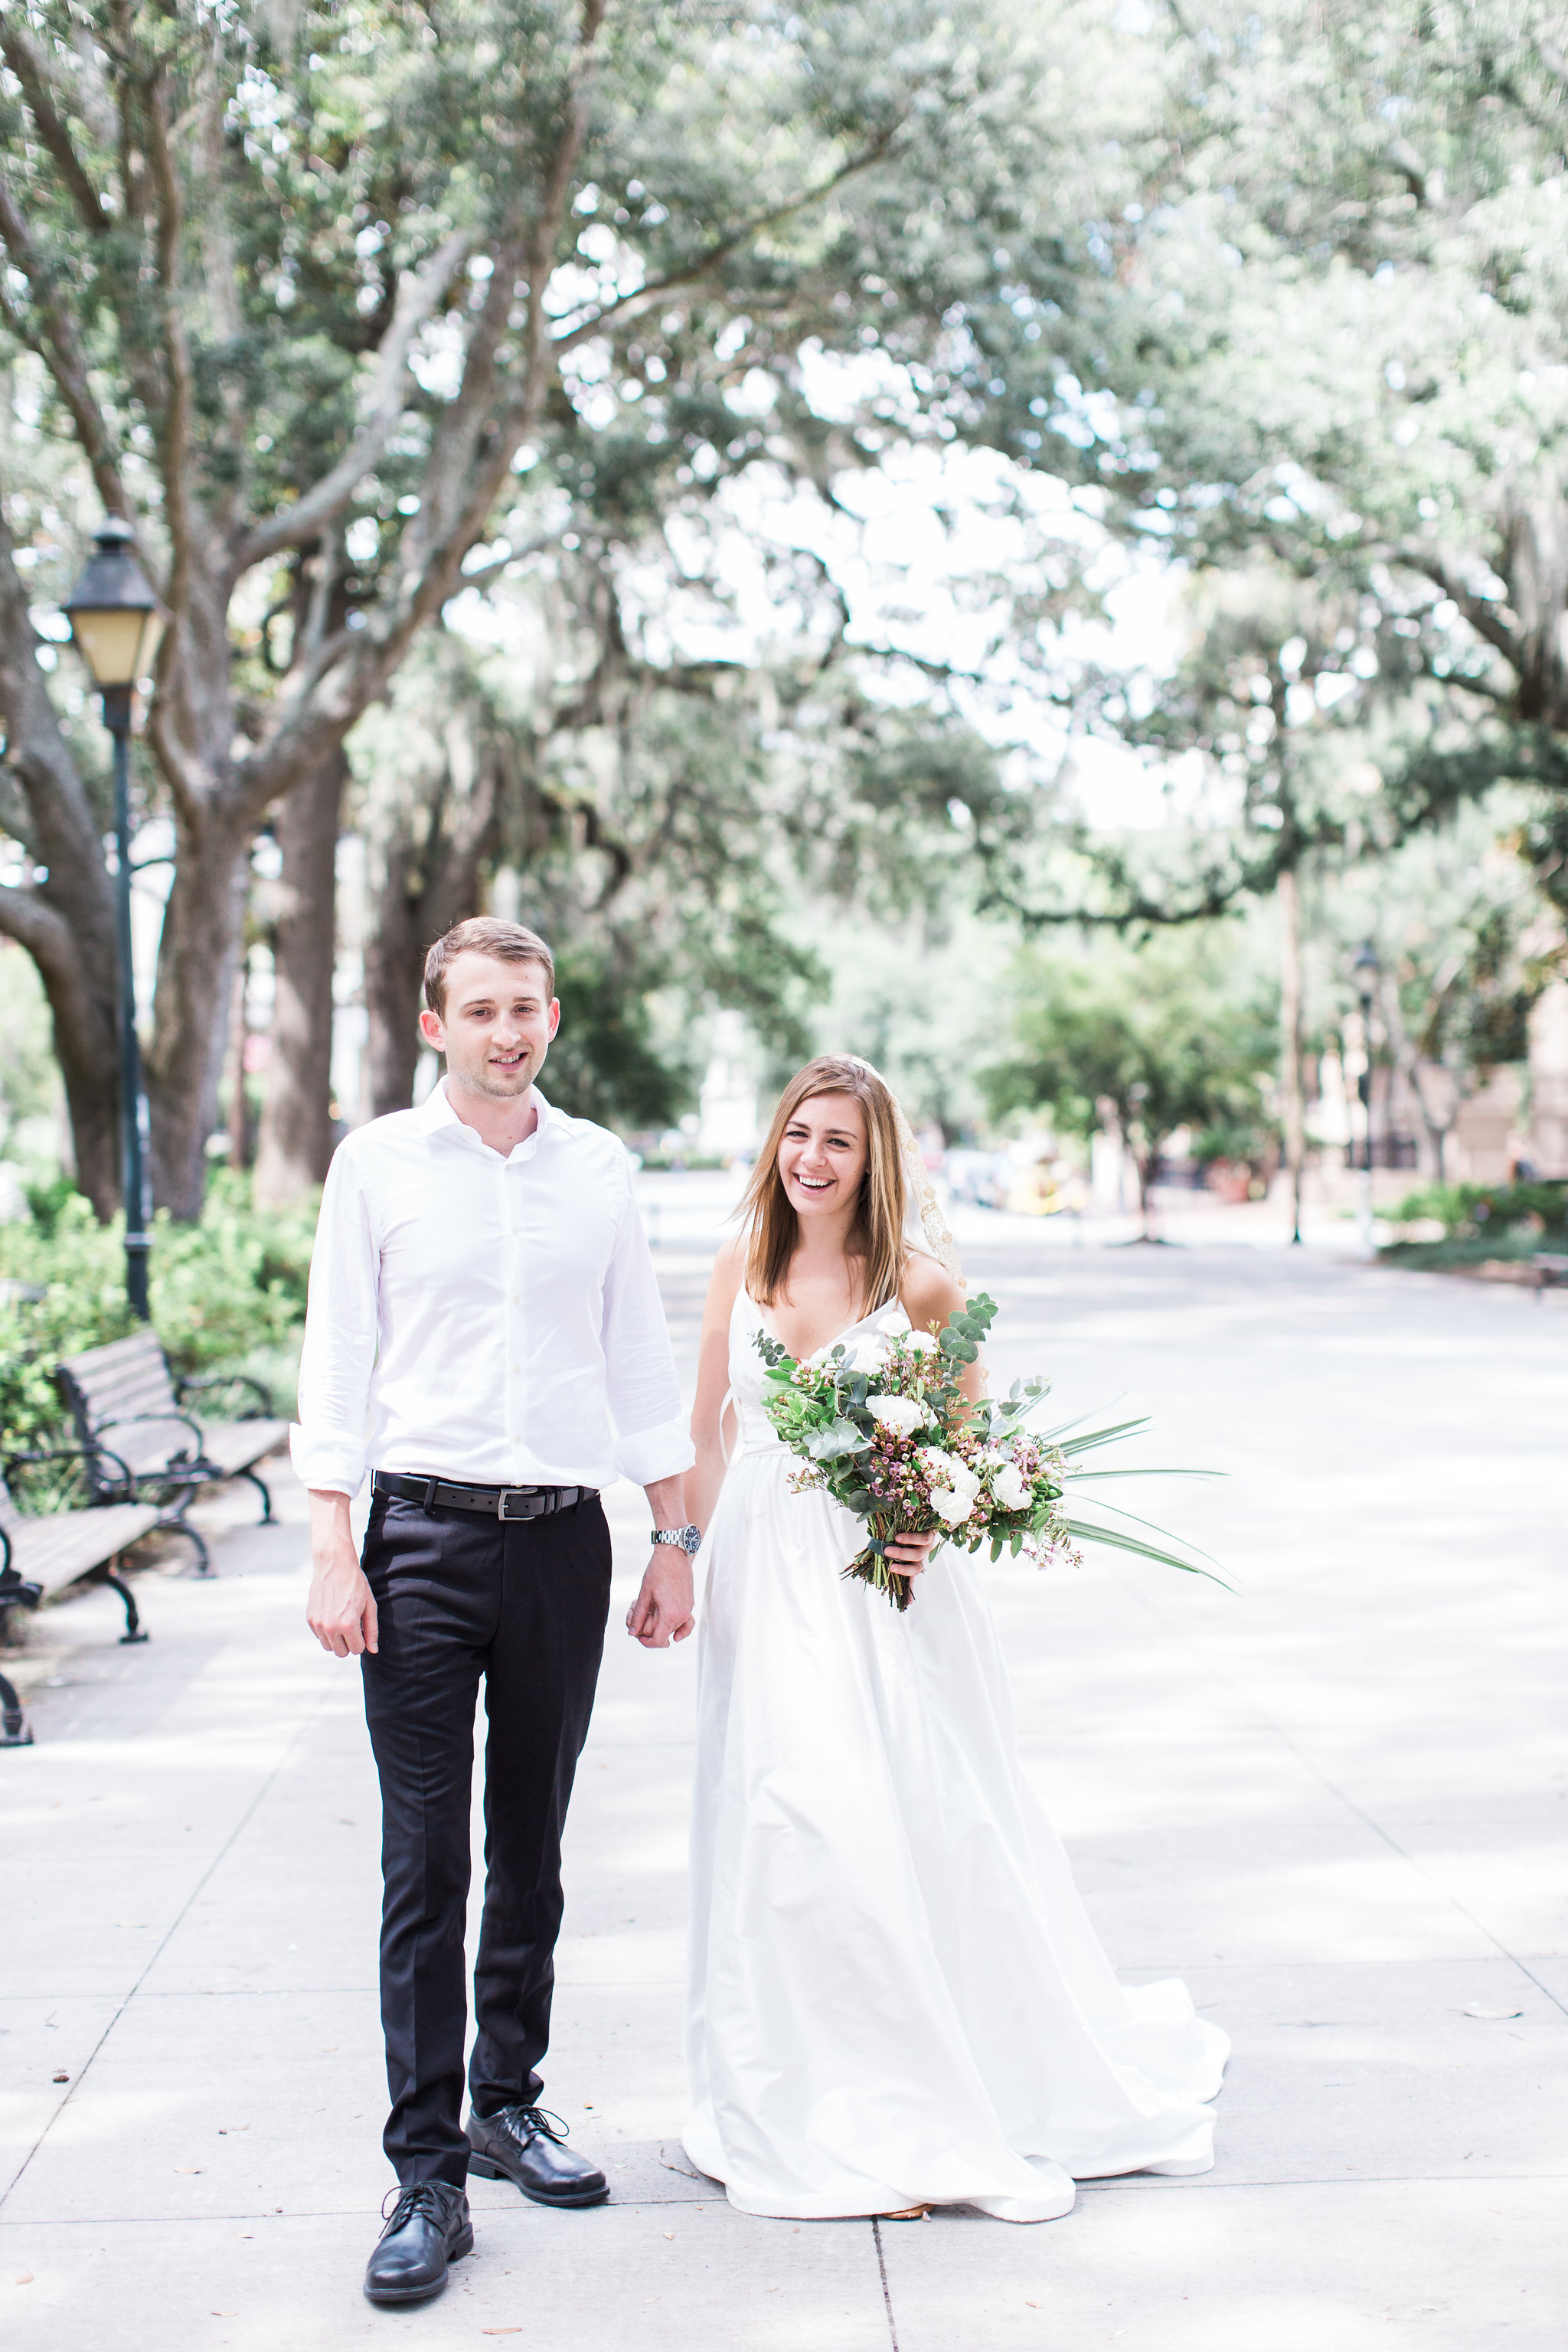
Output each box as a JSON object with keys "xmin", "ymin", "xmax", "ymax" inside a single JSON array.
[
  {"xmin": 1279, "ymin": 866, "xmax": 1305, "ymax": 1245},
  {"xmin": 142, "ymin": 801, "xmax": 253, "ymax": 1220},
  {"xmin": 0, "ymin": 513, "xmax": 122, "ymax": 1217},
  {"xmin": 1135, "ymin": 1148, "xmax": 1158, "ymax": 1240},
  {"xmin": 226, "ymin": 958, "xmax": 254, "ymax": 1171},
  {"xmin": 361, "ymin": 714, "xmax": 501, "ymax": 1116},
  {"xmin": 254, "ymin": 746, "xmax": 347, "ymax": 1204},
  {"xmin": 364, "ymin": 834, "xmax": 430, "ymax": 1120},
  {"xmin": 44, "ymin": 956, "xmax": 122, "ymax": 1218}
]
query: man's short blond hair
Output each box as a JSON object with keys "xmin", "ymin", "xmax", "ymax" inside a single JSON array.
[{"xmin": 423, "ymin": 917, "xmax": 557, "ymax": 1020}]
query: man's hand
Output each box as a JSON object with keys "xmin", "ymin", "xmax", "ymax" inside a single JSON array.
[
  {"xmin": 626, "ymin": 1548, "xmax": 694, "ymax": 1648},
  {"xmin": 306, "ymin": 1488, "xmax": 378, "ymax": 1658}
]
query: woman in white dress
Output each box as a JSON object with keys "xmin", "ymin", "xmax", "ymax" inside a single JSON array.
[{"xmin": 677, "ymin": 1056, "xmax": 1227, "ymax": 2223}]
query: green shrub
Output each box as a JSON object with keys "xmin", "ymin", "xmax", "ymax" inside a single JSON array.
[
  {"xmin": 1379, "ymin": 1179, "xmax": 1568, "ymax": 1239},
  {"xmin": 0, "ymin": 1171, "xmax": 317, "ymax": 1455},
  {"xmin": 1190, "ymin": 1119, "xmax": 1279, "ymax": 1171}
]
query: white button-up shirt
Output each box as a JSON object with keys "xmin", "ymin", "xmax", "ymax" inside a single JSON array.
[{"xmin": 289, "ymin": 1082, "xmax": 693, "ymax": 1497}]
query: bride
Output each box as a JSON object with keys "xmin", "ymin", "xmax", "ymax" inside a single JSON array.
[{"xmin": 672, "ymin": 1054, "xmax": 1227, "ymax": 2223}]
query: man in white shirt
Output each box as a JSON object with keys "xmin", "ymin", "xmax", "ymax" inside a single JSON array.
[{"xmin": 295, "ymin": 917, "xmax": 698, "ymax": 2308}]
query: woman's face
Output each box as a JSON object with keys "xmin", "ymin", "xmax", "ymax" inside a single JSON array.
[{"xmin": 777, "ymin": 1090, "xmax": 868, "ymax": 1223}]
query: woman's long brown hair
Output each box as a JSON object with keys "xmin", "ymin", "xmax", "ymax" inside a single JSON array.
[{"xmin": 740, "ymin": 1057, "xmax": 908, "ymax": 1311}]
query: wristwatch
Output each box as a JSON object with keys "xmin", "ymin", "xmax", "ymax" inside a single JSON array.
[{"xmin": 651, "ymin": 1524, "xmax": 702, "ymax": 1556}]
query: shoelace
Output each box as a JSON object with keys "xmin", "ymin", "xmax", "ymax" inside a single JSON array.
[
  {"xmin": 513, "ymin": 2105, "xmax": 570, "ymax": 2145},
  {"xmin": 380, "ymin": 2181, "xmax": 456, "ymax": 2233}
]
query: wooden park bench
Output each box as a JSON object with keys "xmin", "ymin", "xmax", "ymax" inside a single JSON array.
[
  {"xmin": 0, "ymin": 1449, "xmax": 205, "ymax": 1748},
  {"xmin": 56, "ymin": 1331, "xmax": 287, "ymax": 1530},
  {"xmin": 1533, "ymin": 1252, "xmax": 1568, "ymax": 1302}
]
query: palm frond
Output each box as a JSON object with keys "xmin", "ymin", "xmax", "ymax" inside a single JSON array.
[
  {"xmin": 1064, "ymin": 1517, "xmax": 1234, "ymax": 1589},
  {"xmin": 1065, "ymin": 1491, "xmax": 1227, "ymax": 1570}
]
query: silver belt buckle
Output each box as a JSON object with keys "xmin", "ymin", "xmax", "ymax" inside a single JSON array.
[{"xmin": 498, "ymin": 1485, "xmax": 543, "ymax": 1521}]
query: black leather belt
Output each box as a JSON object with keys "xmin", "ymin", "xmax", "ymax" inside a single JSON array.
[{"xmin": 372, "ymin": 1471, "xmax": 598, "ymax": 1521}]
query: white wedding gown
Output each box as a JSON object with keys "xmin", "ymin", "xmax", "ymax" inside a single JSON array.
[{"xmin": 682, "ymin": 1292, "xmax": 1229, "ymax": 2222}]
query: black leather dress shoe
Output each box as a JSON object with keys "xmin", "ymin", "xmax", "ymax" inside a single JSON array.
[
  {"xmin": 466, "ymin": 2105, "xmax": 609, "ymax": 2207},
  {"xmin": 363, "ymin": 2181, "xmax": 473, "ymax": 2306}
]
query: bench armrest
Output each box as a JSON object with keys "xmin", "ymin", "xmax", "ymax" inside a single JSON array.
[
  {"xmin": 0, "ymin": 1559, "xmax": 46, "ymax": 1608},
  {"xmin": 176, "ymin": 1370, "xmax": 276, "ymax": 1419},
  {"xmin": 91, "ymin": 1409, "xmax": 207, "ymax": 1456},
  {"xmin": 3, "ymin": 1441, "xmax": 139, "ymax": 1503}
]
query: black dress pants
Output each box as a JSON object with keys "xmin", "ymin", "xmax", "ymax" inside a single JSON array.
[{"xmin": 359, "ymin": 1488, "xmax": 612, "ymax": 2187}]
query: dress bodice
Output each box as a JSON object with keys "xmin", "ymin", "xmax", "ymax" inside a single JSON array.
[{"xmin": 726, "ymin": 1289, "xmax": 912, "ymax": 1459}]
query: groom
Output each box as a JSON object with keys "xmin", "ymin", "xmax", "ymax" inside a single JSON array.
[{"xmin": 294, "ymin": 916, "xmax": 699, "ymax": 2307}]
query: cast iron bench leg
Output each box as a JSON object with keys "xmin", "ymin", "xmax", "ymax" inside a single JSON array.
[
  {"xmin": 1, "ymin": 1669, "xmax": 32, "ymax": 1747},
  {"xmin": 161, "ymin": 1511, "xmax": 211, "ymax": 1577},
  {"xmin": 102, "ymin": 1569, "xmax": 149, "ymax": 1645},
  {"xmin": 239, "ymin": 1465, "xmax": 274, "ymax": 1524}
]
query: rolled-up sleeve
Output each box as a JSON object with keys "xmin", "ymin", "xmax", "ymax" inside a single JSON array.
[
  {"xmin": 601, "ymin": 1164, "xmax": 695, "ymax": 1487},
  {"xmin": 289, "ymin": 1144, "xmax": 381, "ymax": 1496}
]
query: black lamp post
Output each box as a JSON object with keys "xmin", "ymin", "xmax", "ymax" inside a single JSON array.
[
  {"xmin": 1351, "ymin": 939, "xmax": 1381, "ymax": 1256},
  {"xmin": 64, "ymin": 518, "xmax": 165, "ymax": 1318}
]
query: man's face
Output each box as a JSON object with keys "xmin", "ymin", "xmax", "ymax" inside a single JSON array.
[{"xmin": 419, "ymin": 952, "xmax": 560, "ymax": 1102}]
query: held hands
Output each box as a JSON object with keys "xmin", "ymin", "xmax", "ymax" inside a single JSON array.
[
  {"xmin": 626, "ymin": 1548, "xmax": 695, "ymax": 1649},
  {"xmin": 622, "ymin": 1524, "xmax": 932, "ymax": 1642}
]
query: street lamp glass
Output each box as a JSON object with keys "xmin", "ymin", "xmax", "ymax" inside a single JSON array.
[
  {"xmin": 63, "ymin": 518, "xmax": 165, "ymax": 688},
  {"xmin": 66, "ymin": 604, "xmax": 163, "ymax": 688}
]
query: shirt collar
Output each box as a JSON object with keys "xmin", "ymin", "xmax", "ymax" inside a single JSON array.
[{"xmin": 413, "ymin": 1076, "xmax": 560, "ymax": 1154}]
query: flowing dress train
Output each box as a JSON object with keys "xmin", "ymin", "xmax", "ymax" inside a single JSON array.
[{"xmin": 682, "ymin": 1291, "xmax": 1228, "ymax": 2223}]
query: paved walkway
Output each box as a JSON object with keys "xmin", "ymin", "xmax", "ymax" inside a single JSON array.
[{"xmin": 2, "ymin": 1240, "xmax": 1565, "ymax": 2350}]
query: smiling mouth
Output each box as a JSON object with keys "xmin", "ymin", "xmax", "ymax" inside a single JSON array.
[{"xmin": 795, "ymin": 1174, "xmax": 833, "ymax": 1192}]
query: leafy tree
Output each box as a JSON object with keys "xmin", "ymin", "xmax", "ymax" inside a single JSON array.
[
  {"xmin": 344, "ymin": 534, "xmax": 1014, "ymax": 1127},
  {"xmin": 1068, "ymin": 3, "xmax": 1568, "ymax": 902},
  {"xmin": 1296, "ymin": 801, "xmax": 1554, "ymax": 1181},
  {"xmin": 982, "ymin": 933, "xmax": 1278, "ymax": 1235},
  {"xmin": 0, "ymin": 0, "xmax": 1137, "ymax": 1216}
]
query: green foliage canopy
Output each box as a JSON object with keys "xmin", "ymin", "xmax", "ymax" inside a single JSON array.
[{"xmin": 982, "ymin": 933, "xmax": 1279, "ymax": 1204}]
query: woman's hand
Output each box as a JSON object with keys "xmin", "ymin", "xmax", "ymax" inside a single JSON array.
[{"xmin": 886, "ymin": 1527, "xmax": 938, "ymax": 1578}]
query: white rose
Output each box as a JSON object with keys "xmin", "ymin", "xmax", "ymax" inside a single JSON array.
[
  {"xmin": 929, "ymin": 1484, "xmax": 976, "ymax": 1527},
  {"xmin": 991, "ymin": 1464, "xmax": 1031, "ymax": 1513},
  {"xmin": 903, "ymin": 1328, "xmax": 938, "ymax": 1355},
  {"xmin": 867, "ymin": 1393, "xmax": 927, "ymax": 1438},
  {"xmin": 920, "ymin": 1444, "xmax": 963, "ymax": 1483},
  {"xmin": 847, "ymin": 1334, "xmax": 891, "ymax": 1373}
]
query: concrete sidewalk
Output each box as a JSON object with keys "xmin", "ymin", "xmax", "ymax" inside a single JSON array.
[{"xmin": 2, "ymin": 1242, "xmax": 1565, "ymax": 2350}]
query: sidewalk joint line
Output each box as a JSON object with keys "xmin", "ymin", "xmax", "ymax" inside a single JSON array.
[
  {"xmin": 871, "ymin": 2217, "xmax": 900, "ymax": 2350},
  {"xmin": 5, "ymin": 2174, "xmax": 1565, "ymax": 2230},
  {"xmin": 0, "ymin": 1682, "xmax": 335, "ymax": 2216}
]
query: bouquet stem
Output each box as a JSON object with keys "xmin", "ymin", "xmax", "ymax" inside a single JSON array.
[{"xmin": 844, "ymin": 1512, "xmax": 918, "ymax": 1613}]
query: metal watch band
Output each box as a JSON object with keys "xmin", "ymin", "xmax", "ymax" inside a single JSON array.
[{"xmin": 650, "ymin": 1524, "xmax": 701, "ymax": 1556}]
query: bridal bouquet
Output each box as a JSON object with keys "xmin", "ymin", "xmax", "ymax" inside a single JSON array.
[{"xmin": 756, "ymin": 1294, "xmax": 1219, "ymax": 1613}]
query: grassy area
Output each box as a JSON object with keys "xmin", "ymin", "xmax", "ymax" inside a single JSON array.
[
  {"xmin": 1376, "ymin": 1179, "xmax": 1566, "ymax": 1276},
  {"xmin": 1377, "ymin": 1233, "xmax": 1541, "ymax": 1275}
]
